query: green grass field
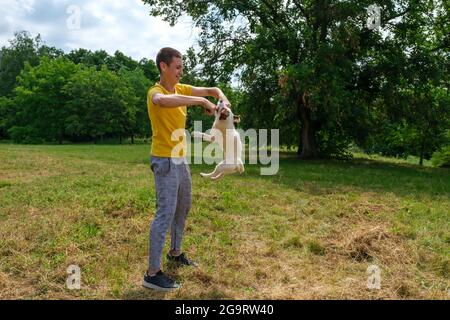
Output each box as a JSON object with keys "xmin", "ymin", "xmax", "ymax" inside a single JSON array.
[{"xmin": 0, "ymin": 143, "xmax": 448, "ymax": 299}]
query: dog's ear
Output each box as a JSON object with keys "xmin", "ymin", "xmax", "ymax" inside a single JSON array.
[{"xmin": 233, "ymin": 115, "xmax": 241, "ymax": 124}]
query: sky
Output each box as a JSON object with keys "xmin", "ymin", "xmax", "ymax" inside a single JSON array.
[{"xmin": 0, "ymin": 0, "xmax": 200, "ymax": 62}]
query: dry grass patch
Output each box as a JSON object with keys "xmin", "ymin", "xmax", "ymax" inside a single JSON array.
[
  {"xmin": 322, "ymin": 218, "xmax": 448, "ymax": 299},
  {"xmin": 325, "ymin": 221, "xmax": 409, "ymax": 264}
]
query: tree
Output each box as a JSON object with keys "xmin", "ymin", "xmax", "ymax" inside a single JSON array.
[
  {"xmin": 10, "ymin": 57, "xmax": 80, "ymax": 143},
  {"xmin": 108, "ymin": 51, "xmax": 140, "ymax": 72},
  {"xmin": 391, "ymin": 0, "xmax": 449, "ymax": 165},
  {"xmin": 360, "ymin": 0, "xmax": 450, "ymax": 164},
  {"xmin": 9, "ymin": 58, "xmax": 141, "ymax": 144},
  {"xmin": 66, "ymin": 48, "xmax": 111, "ymax": 70},
  {"xmin": 0, "ymin": 31, "xmax": 63, "ymax": 97},
  {"xmin": 64, "ymin": 66, "xmax": 136, "ymax": 143},
  {"xmin": 1, "ymin": 31, "xmax": 163, "ymax": 143},
  {"xmin": 142, "ymin": 0, "xmax": 449, "ymax": 159},
  {"xmin": 139, "ymin": 58, "xmax": 159, "ymax": 82},
  {"xmin": 0, "ymin": 97, "xmax": 14, "ymax": 139},
  {"xmin": 118, "ymin": 67, "xmax": 152, "ymax": 142}
]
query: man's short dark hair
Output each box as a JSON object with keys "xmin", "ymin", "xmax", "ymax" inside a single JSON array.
[{"xmin": 156, "ymin": 47, "xmax": 182, "ymax": 73}]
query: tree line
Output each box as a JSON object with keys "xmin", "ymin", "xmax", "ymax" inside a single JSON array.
[{"xmin": 0, "ymin": 31, "xmax": 157, "ymax": 144}]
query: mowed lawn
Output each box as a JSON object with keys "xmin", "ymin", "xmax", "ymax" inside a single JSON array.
[{"xmin": 0, "ymin": 143, "xmax": 448, "ymax": 300}]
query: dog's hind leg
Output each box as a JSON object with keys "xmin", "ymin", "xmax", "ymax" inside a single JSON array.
[
  {"xmin": 200, "ymin": 162, "xmax": 224, "ymax": 179},
  {"xmin": 200, "ymin": 167, "xmax": 220, "ymax": 178},
  {"xmin": 210, "ymin": 172, "xmax": 224, "ymax": 181},
  {"xmin": 200, "ymin": 171, "xmax": 214, "ymax": 178}
]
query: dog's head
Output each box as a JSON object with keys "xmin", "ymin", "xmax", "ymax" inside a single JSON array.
[{"xmin": 216, "ymin": 100, "xmax": 241, "ymax": 125}]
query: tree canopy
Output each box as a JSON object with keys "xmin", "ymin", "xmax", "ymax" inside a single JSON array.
[
  {"xmin": 142, "ymin": 0, "xmax": 450, "ymax": 162},
  {"xmin": 0, "ymin": 32, "xmax": 157, "ymax": 144}
]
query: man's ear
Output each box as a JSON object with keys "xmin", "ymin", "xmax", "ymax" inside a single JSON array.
[
  {"xmin": 160, "ymin": 61, "xmax": 167, "ymax": 72},
  {"xmin": 233, "ymin": 115, "xmax": 241, "ymax": 124}
]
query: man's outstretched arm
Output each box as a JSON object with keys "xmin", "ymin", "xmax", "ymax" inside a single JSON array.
[
  {"xmin": 152, "ymin": 93, "xmax": 216, "ymax": 115},
  {"xmin": 191, "ymin": 87, "xmax": 231, "ymax": 108}
]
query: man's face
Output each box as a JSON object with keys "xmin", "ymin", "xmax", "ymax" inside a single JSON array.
[{"xmin": 161, "ymin": 57, "xmax": 183, "ymax": 84}]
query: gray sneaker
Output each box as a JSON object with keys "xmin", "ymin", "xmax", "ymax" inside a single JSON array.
[{"xmin": 142, "ymin": 271, "xmax": 181, "ymax": 291}]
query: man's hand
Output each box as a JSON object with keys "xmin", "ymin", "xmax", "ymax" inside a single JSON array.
[
  {"xmin": 202, "ymin": 98, "xmax": 217, "ymax": 116},
  {"xmin": 191, "ymin": 86, "xmax": 232, "ymax": 109}
]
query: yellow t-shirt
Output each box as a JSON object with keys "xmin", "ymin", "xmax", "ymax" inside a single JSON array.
[{"xmin": 147, "ymin": 83, "xmax": 193, "ymax": 157}]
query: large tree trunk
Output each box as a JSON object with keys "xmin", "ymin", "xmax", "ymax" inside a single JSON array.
[
  {"xmin": 419, "ymin": 134, "xmax": 425, "ymax": 166},
  {"xmin": 297, "ymin": 93, "xmax": 318, "ymax": 159}
]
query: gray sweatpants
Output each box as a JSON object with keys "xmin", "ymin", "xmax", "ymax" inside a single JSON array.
[{"xmin": 148, "ymin": 156, "xmax": 192, "ymax": 271}]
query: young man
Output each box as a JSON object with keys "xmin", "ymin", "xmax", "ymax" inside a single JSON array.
[{"xmin": 143, "ymin": 47, "xmax": 231, "ymax": 291}]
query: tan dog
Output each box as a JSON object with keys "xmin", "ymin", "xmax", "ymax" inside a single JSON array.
[{"xmin": 192, "ymin": 100, "xmax": 244, "ymax": 180}]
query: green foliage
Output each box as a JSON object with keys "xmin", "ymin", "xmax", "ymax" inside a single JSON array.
[
  {"xmin": 138, "ymin": 58, "xmax": 159, "ymax": 82},
  {"xmin": 8, "ymin": 126, "xmax": 42, "ymax": 144},
  {"xmin": 11, "ymin": 57, "xmax": 80, "ymax": 143},
  {"xmin": 0, "ymin": 97, "xmax": 13, "ymax": 138},
  {"xmin": 65, "ymin": 48, "xmax": 160, "ymax": 81},
  {"xmin": 0, "ymin": 32, "xmax": 160, "ymax": 143},
  {"xmin": 66, "ymin": 48, "xmax": 110, "ymax": 70},
  {"xmin": 7, "ymin": 56, "xmax": 154, "ymax": 144},
  {"xmin": 63, "ymin": 65, "xmax": 137, "ymax": 142},
  {"xmin": 142, "ymin": 0, "xmax": 450, "ymax": 160},
  {"xmin": 119, "ymin": 68, "xmax": 152, "ymax": 140},
  {"xmin": 0, "ymin": 31, "xmax": 41, "ymax": 97},
  {"xmin": 0, "ymin": 31, "xmax": 63, "ymax": 97},
  {"xmin": 431, "ymin": 146, "xmax": 450, "ymax": 167}
]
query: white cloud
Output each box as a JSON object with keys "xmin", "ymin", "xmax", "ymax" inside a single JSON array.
[{"xmin": 0, "ymin": 0, "xmax": 200, "ymax": 61}]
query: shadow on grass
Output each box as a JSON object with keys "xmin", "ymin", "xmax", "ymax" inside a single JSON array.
[
  {"xmin": 120, "ymin": 288, "xmax": 169, "ymax": 300},
  {"xmin": 120, "ymin": 287, "xmax": 231, "ymax": 300},
  {"xmin": 192, "ymin": 155, "xmax": 450, "ymax": 199},
  {"xmin": 120, "ymin": 263, "xmax": 186, "ymax": 300}
]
